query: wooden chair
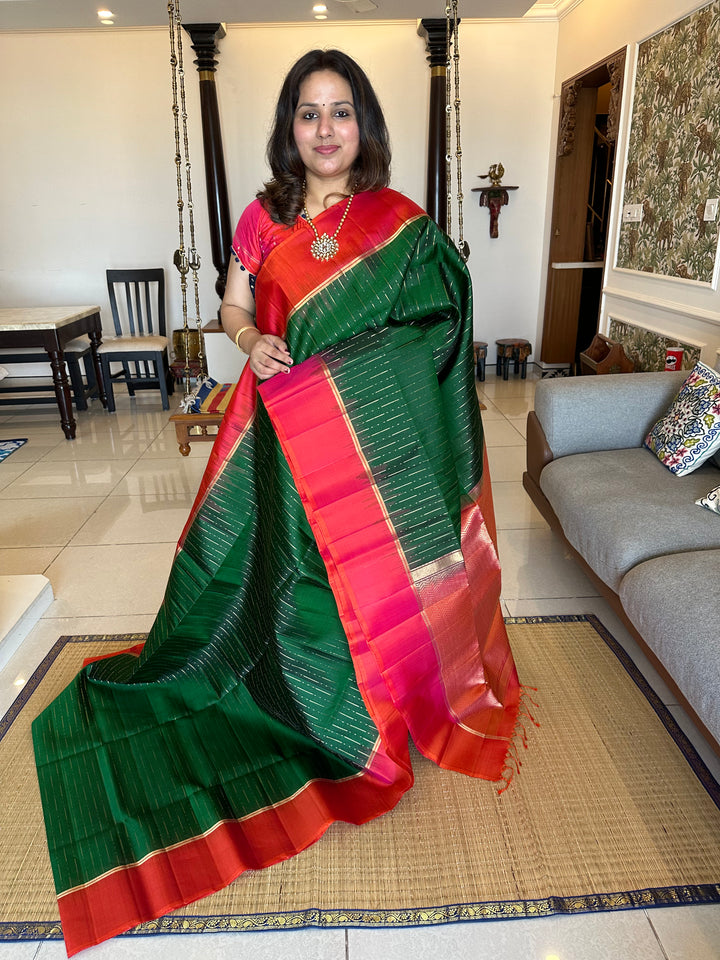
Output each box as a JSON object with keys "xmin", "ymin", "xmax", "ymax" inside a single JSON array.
[
  {"xmin": 99, "ymin": 268, "xmax": 173, "ymax": 412},
  {"xmin": 0, "ymin": 338, "xmax": 98, "ymax": 410}
]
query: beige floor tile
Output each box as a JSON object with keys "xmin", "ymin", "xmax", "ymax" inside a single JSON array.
[
  {"xmin": 507, "ymin": 415, "xmax": 527, "ymax": 439},
  {"xmin": 0, "ymin": 546, "xmax": 62, "ymax": 575},
  {"xmin": 0, "ymin": 942, "xmax": 39, "ymax": 960},
  {"xmin": 0, "ymin": 462, "xmax": 32, "ymax": 492},
  {"xmin": 70, "ymin": 494, "xmax": 195, "ymax": 545},
  {"xmin": 490, "ymin": 395, "xmax": 535, "ymax": 418},
  {"xmin": 0, "ymin": 424, "xmax": 66, "ymax": 441},
  {"xmin": 476, "ymin": 371, "xmax": 541, "ymax": 400},
  {"xmin": 87, "ymin": 405, "xmax": 170, "ymax": 430},
  {"xmin": 2, "ymin": 459, "xmax": 131, "ymax": 499},
  {"xmin": 492, "ymin": 480, "xmax": 546, "ymax": 530},
  {"xmin": 113, "ymin": 456, "xmax": 209, "ymax": 497},
  {"xmin": 43, "ymin": 542, "xmax": 175, "ymax": 617},
  {"xmin": 41, "ymin": 432, "xmax": 153, "ymax": 461},
  {"xmin": 0, "ymin": 613, "xmax": 157, "ymax": 716},
  {"xmin": 0, "ymin": 497, "xmax": 105, "ymax": 547},
  {"xmin": 475, "ymin": 392, "xmax": 504, "ymax": 419},
  {"xmin": 0, "ymin": 407, "xmax": 65, "ymax": 426},
  {"xmin": 34, "ymin": 929, "xmax": 347, "ymax": 960},
  {"xmin": 141, "ymin": 423, "xmax": 215, "ymax": 459},
  {"xmin": 486, "ymin": 445, "xmax": 526, "ymax": 483},
  {"xmin": 647, "ymin": 906, "xmax": 720, "ymax": 960},
  {"xmin": 481, "ymin": 418, "xmax": 526, "ymax": 447},
  {"xmin": 0, "ymin": 438, "xmax": 64, "ymax": 463},
  {"xmin": 348, "ymin": 910, "xmax": 666, "ymax": 960},
  {"xmin": 497, "ymin": 526, "xmax": 599, "ymax": 601}
]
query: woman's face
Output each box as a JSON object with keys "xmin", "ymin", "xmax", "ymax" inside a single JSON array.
[{"xmin": 292, "ymin": 70, "xmax": 360, "ymax": 192}]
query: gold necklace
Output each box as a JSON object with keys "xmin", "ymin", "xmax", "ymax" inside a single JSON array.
[{"xmin": 302, "ymin": 182, "xmax": 355, "ymax": 262}]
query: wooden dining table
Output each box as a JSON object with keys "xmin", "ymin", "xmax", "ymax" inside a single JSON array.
[{"xmin": 0, "ymin": 305, "xmax": 107, "ymax": 439}]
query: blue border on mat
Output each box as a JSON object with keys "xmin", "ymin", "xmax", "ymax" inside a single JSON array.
[{"xmin": 1, "ymin": 615, "xmax": 719, "ymax": 943}]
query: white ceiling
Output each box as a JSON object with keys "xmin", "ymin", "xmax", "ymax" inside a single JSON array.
[{"xmin": 0, "ymin": 0, "xmax": 540, "ymax": 31}]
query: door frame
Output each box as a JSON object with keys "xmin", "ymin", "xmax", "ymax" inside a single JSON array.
[{"xmin": 540, "ymin": 48, "xmax": 627, "ymax": 367}]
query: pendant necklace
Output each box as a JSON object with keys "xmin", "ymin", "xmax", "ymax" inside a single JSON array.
[{"xmin": 302, "ymin": 182, "xmax": 355, "ymax": 262}]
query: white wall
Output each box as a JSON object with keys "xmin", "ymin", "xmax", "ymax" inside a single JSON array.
[
  {"xmin": 0, "ymin": 18, "xmax": 558, "ymax": 374},
  {"xmin": 454, "ymin": 20, "xmax": 558, "ymax": 352},
  {"xmin": 554, "ymin": 0, "xmax": 720, "ymax": 366},
  {"xmin": 555, "ymin": 0, "xmax": 708, "ymax": 84}
]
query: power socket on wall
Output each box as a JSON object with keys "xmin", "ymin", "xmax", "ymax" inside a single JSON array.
[
  {"xmin": 623, "ymin": 204, "xmax": 643, "ymax": 222},
  {"xmin": 704, "ymin": 199, "xmax": 719, "ymax": 222}
]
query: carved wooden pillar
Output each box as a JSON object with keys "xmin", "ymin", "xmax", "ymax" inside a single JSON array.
[
  {"xmin": 183, "ymin": 23, "xmax": 232, "ymax": 307},
  {"xmin": 557, "ymin": 79, "xmax": 584, "ymax": 157},
  {"xmin": 605, "ymin": 50, "xmax": 626, "ymax": 143},
  {"xmin": 417, "ymin": 19, "xmax": 450, "ymax": 229}
]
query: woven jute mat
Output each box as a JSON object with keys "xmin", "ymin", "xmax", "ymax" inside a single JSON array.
[{"xmin": 2, "ymin": 615, "xmax": 719, "ymax": 942}]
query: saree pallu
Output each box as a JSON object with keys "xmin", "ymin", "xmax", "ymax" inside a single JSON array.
[{"xmin": 32, "ymin": 189, "xmax": 521, "ymax": 956}]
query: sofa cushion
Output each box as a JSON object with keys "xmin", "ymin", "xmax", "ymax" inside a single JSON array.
[
  {"xmin": 696, "ymin": 484, "xmax": 720, "ymax": 515},
  {"xmin": 644, "ymin": 361, "xmax": 720, "ymax": 475},
  {"xmin": 619, "ymin": 550, "xmax": 720, "ymax": 745},
  {"xmin": 534, "ymin": 372, "xmax": 687, "ymax": 458},
  {"xmin": 539, "ymin": 447, "xmax": 720, "ymax": 591}
]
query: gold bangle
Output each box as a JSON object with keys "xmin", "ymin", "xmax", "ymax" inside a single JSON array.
[{"xmin": 234, "ymin": 325, "xmax": 256, "ymax": 352}]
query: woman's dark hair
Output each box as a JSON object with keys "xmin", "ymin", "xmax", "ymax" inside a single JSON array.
[{"xmin": 258, "ymin": 49, "xmax": 391, "ymax": 224}]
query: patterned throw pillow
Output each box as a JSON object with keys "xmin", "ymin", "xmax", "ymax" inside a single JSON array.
[
  {"xmin": 644, "ymin": 361, "xmax": 720, "ymax": 476},
  {"xmin": 696, "ymin": 485, "xmax": 720, "ymax": 515}
]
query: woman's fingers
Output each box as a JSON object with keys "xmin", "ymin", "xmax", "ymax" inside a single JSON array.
[{"xmin": 249, "ymin": 335, "xmax": 293, "ymax": 379}]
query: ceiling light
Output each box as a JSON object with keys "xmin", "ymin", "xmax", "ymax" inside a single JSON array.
[
  {"xmin": 97, "ymin": 8, "xmax": 114, "ymax": 16},
  {"xmin": 313, "ymin": 3, "xmax": 327, "ymax": 10},
  {"xmin": 100, "ymin": 19, "xmax": 115, "ymax": 25},
  {"xmin": 315, "ymin": 13, "xmax": 328, "ymax": 18}
]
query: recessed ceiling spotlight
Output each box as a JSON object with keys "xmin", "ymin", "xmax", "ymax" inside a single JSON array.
[
  {"xmin": 314, "ymin": 13, "xmax": 328, "ymax": 19},
  {"xmin": 97, "ymin": 8, "xmax": 114, "ymax": 16},
  {"xmin": 100, "ymin": 19, "xmax": 115, "ymax": 25},
  {"xmin": 313, "ymin": 3, "xmax": 328, "ymax": 10}
]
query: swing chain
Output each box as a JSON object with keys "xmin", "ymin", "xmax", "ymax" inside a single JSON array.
[
  {"xmin": 168, "ymin": 0, "xmax": 207, "ymax": 396},
  {"xmin": 445, "ymin": 0, "xmax": 469, "ymax": 261}
]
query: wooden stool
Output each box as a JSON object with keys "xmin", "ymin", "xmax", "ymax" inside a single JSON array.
[
  {"xmin": 170, "ymin": 359, "xmax": 205, "ymax": 385},
  {"xmin": 495, "ymin": 338, "xmax": 531, "ymax": 380},
  {"xmin": 473, "ymin": 341, "xmax": 488, "ymax": 381},
  {"xmin": 169, "ymin": 410, "xmax": 223, "ymax": 456}
]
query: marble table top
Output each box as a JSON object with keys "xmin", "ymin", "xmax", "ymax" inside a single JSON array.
[{"xmin": 0, "ymin": 306, "xmax": 100, "ymax": 331}]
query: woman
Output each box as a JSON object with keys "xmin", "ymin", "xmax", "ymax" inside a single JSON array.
[{"xmin": 33, "ymin": 50, "xmax": 521, "ymax": 956}]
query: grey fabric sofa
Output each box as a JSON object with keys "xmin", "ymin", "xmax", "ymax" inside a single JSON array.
[{"xmin": 523, "ymin": 371, "xmax": 720, "ymax": 753}]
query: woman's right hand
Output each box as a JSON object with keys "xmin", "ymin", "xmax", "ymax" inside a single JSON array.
[{"xmin": 247, "ymin": 333, "xmax": 293, "ymax": 380}]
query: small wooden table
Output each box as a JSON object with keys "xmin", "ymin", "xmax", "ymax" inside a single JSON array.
[
  {"xmin": 0, "ymin": 306, "xmax": 106, "ymax": 438},
  {"xmin": 169, "ymin": 411, "xmax": 223, "ymax": 456}
]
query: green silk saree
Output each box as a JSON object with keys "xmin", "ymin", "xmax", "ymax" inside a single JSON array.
[{"xmin": 33, "ymin": 189, "xmax": 521, "ymax": 955}]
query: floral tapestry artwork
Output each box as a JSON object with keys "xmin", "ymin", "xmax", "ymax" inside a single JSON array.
[
  {"xmin": 616, "ymin": 1, "xmax": 720, "ymax": 282},
  {"xmin": 608, "ymin": 319, "xmax": 701, "ymax": 372}
]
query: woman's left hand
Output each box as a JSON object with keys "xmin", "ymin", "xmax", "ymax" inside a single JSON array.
[{"xmin": 248, "ymin": 333, "xmax": 293, "ymax": 379}]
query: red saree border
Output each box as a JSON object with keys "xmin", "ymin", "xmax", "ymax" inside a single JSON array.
[
  {"xmin": 57, "ymin": 760, "xmax": 412, "ymax": 956},
  {"xmin": 260, "ymin": 355, "xmax": 519, "ymax": 783}
]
